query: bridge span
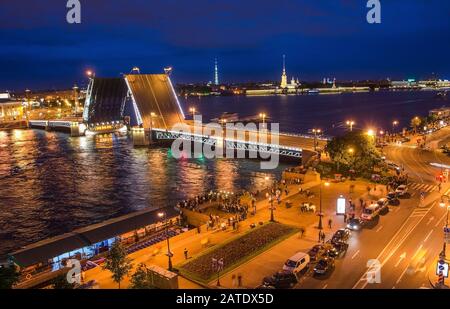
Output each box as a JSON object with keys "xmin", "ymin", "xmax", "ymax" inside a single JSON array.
[{"xmin": 27, "ymin": 72, "xmax": 327, "ymax": 162}]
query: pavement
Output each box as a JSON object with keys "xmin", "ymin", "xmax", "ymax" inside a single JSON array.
[
  {"xmin": 83, "ymin": 180, "xmax": 322, "ymax": 288},
  {"xmin": 83, "ymin": 129, "xmax": 450, "ymax": 290}
]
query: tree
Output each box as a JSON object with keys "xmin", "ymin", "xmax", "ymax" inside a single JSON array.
[
  {"xmin": 103, "ymin": 242, "xmax": 133, "ymax": 289},
  {"xmin": 52, "ymin": 273, "xmax": 76, "ymax": 289},
  {"xmin": 129, "ymin": 263, "xmax": 157, "ymax": 289},
  {"xmin": 325, "ymin": 131, "xmax": 381, "ymax": 176},
  {"xmin": 0, "ymin": 264, "xmax": 20, "ymax": 289}
]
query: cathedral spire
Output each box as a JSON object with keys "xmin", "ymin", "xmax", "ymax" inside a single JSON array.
[{"xmin": 281, "ymin": 54, "xmax": 288, "ymax": 89}]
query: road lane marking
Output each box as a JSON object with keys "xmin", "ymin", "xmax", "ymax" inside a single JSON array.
[
  {"xmin": 412, "ymin": 244, "xmax": 423, "ymax": 260},
  {"xmin": 394, "ymin": 252, "xmax": 407, "ymax": 267},
  {"xmin": 395, "ymin": 265, "xmax": 410, "ymax": 285},
  {"xmin": 423, "ymin": 229, "xmax": 434, "ymax": 242},
  {"xmin": 351, "ymin": 250, "xmax": 360, "ymax": 260},
  {"xmin": 322, "ymin": 284, "xmax": 328, "ymax": 289},
  {"xmin": 376, "ymin": 225, "xmax": 383, "ymax": 232},
  {"xmin": 426, "ymin": 216, "xmax": 435, "ymax": 225},
  {"xmin": 435, "ymin": 212, "xmax": 447, "ymax": 228},
  {"xmin": 353, "ymin": 200, "xmax": 437, "ymax": 289}
]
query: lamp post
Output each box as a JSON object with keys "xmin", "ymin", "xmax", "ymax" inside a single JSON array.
[
  {"xmin": 439, "ymin": 195, "xmax": 450, "ymax": 259},
  {"xmin": 86, "ymin": 70, "xmax": 95, "ymax": 79},
  {"xmin": 346, "ymin": 120, "xmax": 355, "ymax": 132},
  {"xmin": 189, "ymin": 107, "xmax": 196, "ymax": 119},
  {"xmin": 269, "ymin": 195, "xmax": 275, "ymax": 222},
  {"xmin": 212, "ymin": 258, "xmax": 224, "ymax": 287},
  {"xmin": 312, "ymin": 128, "xmax": 321, "ymax": 151},
  {"xmin": 392, "ymin": 120, "xmax": 398, "ymax": 134},
  {"xmin": 259, "ymin": 113, "xmax": 267, "ymax": 129},
  {"xmin": 318, "ymin": 181, "xmax": 330, "ymax": 230},
  {"xmin": 158, "ymin": 212, "xmax": 173, "ymax": 271}
]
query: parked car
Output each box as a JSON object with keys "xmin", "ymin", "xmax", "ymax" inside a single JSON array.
[
  {"xmin": 361, "ymin": 203, "xmax": 382, "ymax": 221},
  {"xmin": 282, "ymin": 252, "xmax": 310, "ymax": 275},
  {"xmin": 377, "ymin": 198, "xmax": 388, "ymax": 207},
  {"xmin": 377, "ymin": 198, "xmax": 389, "ymax": 214},
  {"xmin": 261, "ymin": 271, "xmax": 297, "ymax": 289},
  {"xmin": 324, "ymin": 242, "xmax": 347, "ymax": 258},
  {"xmin": 331, "ymin": 241, "xmax": 349, "ymax": 255},
  {"xmin": 331, "ymin": 228, "xmax": 351, "ymax": 243},
  {"xmin": 395, "ymin": 185, "xmax": 408, "ymax": 197},
  {"xmin": 308, "ymin": 244, "xmax": 326, "ymax": 261},
  {"xmin": 386, "ymin": 161, "xmax": 401, "ymax": 172},
  {"xmin": 313, "ymin": 257, "xmax": 335, "ymax": 275},
  {"xmin": 346, "ymin": 218, "xmax": 365, "ymax": 231},
  {"xmin": 387, "ymin": 192, "xmax": 400, "ymax": 205},
  {"xmin": 323, "ymin": 243, "xmax": 339, "ymax": 258}
]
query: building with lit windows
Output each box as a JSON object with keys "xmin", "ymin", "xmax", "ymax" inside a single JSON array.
[{"xmin": 0, "ymin": 93, "xmax": 24, "ymax": 122}]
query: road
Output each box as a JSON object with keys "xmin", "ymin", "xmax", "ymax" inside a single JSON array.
[
  {"xmin": 384, "ymin": 143, "xmax": 450, "ymax": 184},
  {"xmin": 294, "ymin": 132, "xmax": 450, "ymax": 289}
]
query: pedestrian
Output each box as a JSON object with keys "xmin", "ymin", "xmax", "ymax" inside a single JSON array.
[
  {"xmin": 343, "ymin": 213, "xmax": 348, "ymax": 223},
  {"xmin": 237, "ymin": 273, "xmax": 243, "ymax": 287},
  {"xmin": 299, "ymin": 227, "xmax": 305, "ymax": 238},
  {"xmin": 322, "ymin": 232, "xmax": 326, "ymax": 243},
  {"xmin": 328, "ymin": 218, "xmax": 332, "ymax": 229},
  {"xmin": 184, "ymin": 248, "xmax": 188, "ymax": 260},
  {"xmin": 197, "ymin": 225, "xmax": 201, "ymax": 234},
  {"xmin": 231, "ymin": 274, "xmax": 237, "ymax": 288}
]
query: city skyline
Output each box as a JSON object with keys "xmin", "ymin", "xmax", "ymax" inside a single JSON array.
[{"xmin": 1, "ymin": 0, "xmax": 450, "ymax": 90}]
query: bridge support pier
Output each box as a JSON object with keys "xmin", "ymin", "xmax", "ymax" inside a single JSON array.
[
  {"xmin": 70, "ymin": 122, "xmax": 82, "ymax": 137},
  {"xmin": 132, "ymin": 127, "xmax": 152, "ymax": 146}
]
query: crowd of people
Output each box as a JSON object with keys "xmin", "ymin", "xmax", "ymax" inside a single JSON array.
[{"xmin": 176, "ymin": 191, "xmax": 235, "ymax": 212}]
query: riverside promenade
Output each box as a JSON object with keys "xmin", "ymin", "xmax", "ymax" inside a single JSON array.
[{"xmin": 83, "ymin": 176, "xmax": 383, "ymax": 289}]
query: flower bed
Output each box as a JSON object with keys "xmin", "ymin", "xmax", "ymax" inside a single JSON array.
[{"xmin": 179, "ymin": 223, "xmax": 296, "ymax": 282}]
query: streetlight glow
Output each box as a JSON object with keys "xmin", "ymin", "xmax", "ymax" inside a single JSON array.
[{"xmin": 346, "ymin": 120, "xmax": 355, "ymax": 131}]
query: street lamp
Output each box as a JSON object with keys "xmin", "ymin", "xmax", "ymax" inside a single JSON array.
[
  {"xmin": 259, "ymin": 113, "xmax": 267, "ymax": 128},
  {"xmin": 318, "ymin": 181, "xmax": 330, "ymax": 230},
  {"xmin": 439, "ymin": 195, "xmax": 450, "ymax": 259},
  {"xmin": 189, "ymin": 107, "xmax": 196, "ymax": 119},
  {"xmin": 392, "ymin": 120, "xmax": 399, "ymax": 133},
  {"xmin": 367, "ymin": 129, "xmax": 375, "ymax": 137},
  {"xmin": 158, "ymin": 212, "xmax": 173, "ymax": 271},
  {"xmin": 346, "ymin": 120, "xmax": 355, "ymax": 132},
  {"xmin": 312, "ymin": 128, "xmax": 321, "ymax": 151},
  {"xmin": 86, "ymin": 70, "xmax": 94, "ymax": 78},
  {"xmin": 269, "ymin": 194, "xmax": 276, "ymax": 222}
]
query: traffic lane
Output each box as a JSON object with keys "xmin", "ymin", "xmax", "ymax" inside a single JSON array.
[
  {"xmin": 384, "ymin": 145, "xmax": 442, "ymax": 184},
  {"xmin": 384, "ymin": 145, "xmax": 426, "ymax": 183},
  {"xmin": 367, "ymin": 201, "xmax": 446, "ymax": 288},
  {"xmin": 395, "ymin": 227, "xmax": 443, "ymax": 289},
  {"xmin": 388, "ymin": 201, "xmax": 447, "ymax": 289},
  {"xmin": 296, "ymin": 196, "xmax": 420, "ymax": 289}
]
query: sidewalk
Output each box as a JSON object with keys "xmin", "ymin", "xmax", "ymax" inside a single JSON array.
[{"xmin": 83, "ymin": 179, "xmax": 376, "ymax": 289}]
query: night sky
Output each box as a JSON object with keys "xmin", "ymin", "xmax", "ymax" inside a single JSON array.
[{"xmin": 1, "ymin": 0, "xmax": 450, "ymax": 90}]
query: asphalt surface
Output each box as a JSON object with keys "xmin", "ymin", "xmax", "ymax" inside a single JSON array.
[{"xmin": 294, "ymin": 133, "xmax": 450, "ymax": 289}]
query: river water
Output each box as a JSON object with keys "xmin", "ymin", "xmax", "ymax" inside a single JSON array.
[
  {"xmin": 185, "ymin": 90, "xmax": 448, "ymax": 135},
  {"xmin": 0, "ymin": 90, "xmax": 447, "ymax": 256}
]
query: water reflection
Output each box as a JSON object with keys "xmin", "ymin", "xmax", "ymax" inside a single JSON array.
[{"xmin": 0, "ymin": 129, "xmax": 289, "ymax": 256}]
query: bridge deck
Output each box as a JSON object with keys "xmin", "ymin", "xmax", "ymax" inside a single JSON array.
[{"xmin": 165, "ymin": 123, "xmax": 327, "ymax": 152}]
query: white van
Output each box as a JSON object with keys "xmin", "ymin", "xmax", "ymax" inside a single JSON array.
[{"xmin": 282, "ymin": 252, "xmax": 310, "ymax": 275}]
